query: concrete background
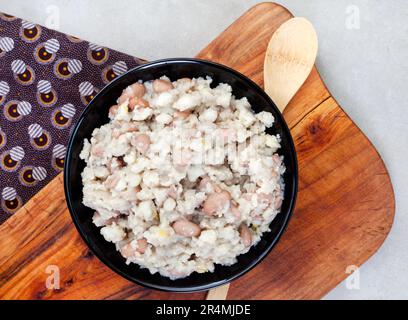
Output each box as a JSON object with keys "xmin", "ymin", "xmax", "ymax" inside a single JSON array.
[{"xmin": 0, "ymin": 0, "xmax": 406, "ymax": 299}]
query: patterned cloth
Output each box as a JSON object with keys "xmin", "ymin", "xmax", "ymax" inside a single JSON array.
[{"xmin": 0, "ymin": 12, "xmax": 143, "ymax": 224}]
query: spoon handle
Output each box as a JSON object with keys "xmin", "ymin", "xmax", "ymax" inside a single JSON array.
[
  {"xmin": 264, "ymin": 17, "xmax": 318, "ymax": 112},
  {"xmin": 206, "ymin": 284, "xmax": 230, "ymax": 300}
]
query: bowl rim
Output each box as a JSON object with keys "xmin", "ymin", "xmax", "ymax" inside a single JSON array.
[{"xmin": 64, "ymin": 57, "xmax": 298, "ymax": 292}]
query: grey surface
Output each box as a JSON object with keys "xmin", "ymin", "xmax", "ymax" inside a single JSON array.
[{"xmin": 0, "ymin": 0, "xmax": 406, "ymax": 299}]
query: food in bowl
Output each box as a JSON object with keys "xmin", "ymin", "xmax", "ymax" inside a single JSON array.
[{"xmin": 79, "ymin": 76, "xmax": 285, "ymax": 279}]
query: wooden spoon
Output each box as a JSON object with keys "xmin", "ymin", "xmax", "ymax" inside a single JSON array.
[
  {"xmin": 206, "ymin": 17, "xmax": 318, "ymax": 300},
  {"xmin": 264, "ymin": 17, "xmax": 318, "ymax": 112}
]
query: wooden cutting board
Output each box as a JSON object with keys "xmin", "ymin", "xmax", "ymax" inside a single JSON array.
[{"xmin": 0, "ymin": 3, "xmax": 395, "ymax": 300}]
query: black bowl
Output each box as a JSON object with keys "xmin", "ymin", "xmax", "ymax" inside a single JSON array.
[{"xmin": 64, "ymin": 58, "xmax": 298, "ymax": 292}]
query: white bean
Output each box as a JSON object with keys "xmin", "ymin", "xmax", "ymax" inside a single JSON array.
[
  {"xmin": 156, "ymin": 113, "xmax": 173, "ymax": 125},
  {"xmin": 163, "ymin": 197, "xmax": 176, "ymax": 211}
]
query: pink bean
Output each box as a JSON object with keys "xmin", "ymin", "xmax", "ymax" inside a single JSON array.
[
  {"xmin": 91, "ymin": 146, "xmax": 104, "ymax": 157},
  {"xmin": 167, "ymin": 185, "xmax": 178, "ymax": 199},
  {"xmin": 129, "ymin": 97, "xmax": 150, "ymax": 110},
  {"xmin": 272, "ymin": 154, "xmax": 282, "ymax": 165},
  {"xmin": 121, "ymin": 243, "xmax": 135, "ymax": 258},
  {"xmin": 274, "ymin": 197, "xmax": 283, "ymax": 210},
  {"xmin": 121, "ymin": 238, "xmax": 148, "ymax": 258},
  {"xmin": 136, "ymin": 238, "xmax": 148, "ymax": 254},
  {"xmin": 125, "ymin": 83, "xmax": 146, "ymax": 99},
  {"xmin": 153, "ymin": 79, "xmax": 174, "ymax": 93},
  {"xmin": 258, "ymin": 193, "xmax": 274, "ymax": 204},
  {"xmin": 198, "ymin": 176, "xmax": 212, "ymax": 192},
  {"xmin": 177, "ymin": 77, "xmax": 191, "ymax": 83},
  {"xmin": 202, "ymin": 190, "xmax": 231, "ymax": 216},
  {"xmin": 108, "ymin": 104, "xmax": 119, "ymax": 118},
  {"xmin": 172, "ymin": 219, "xmax": 201, "ymax": 237},
  {"xmin": 174, "ymin": 110, "xmax": 191, "ymax": 120},
  {"xmin": 104, "ymin": 175, "xmax": 119, "ymax": 189},
  {"xmin": 131, "ymin": 134, "xmax": 151, "ymax": 154},
  {"xmin": 122, "ymin": 122, "xmax": 139, "ymax": 132},
  {"xmin": 118, "ymin": 93, "xmax": 130, "ymax": 105},
  {"xmin": 239, "ymin": 223, "xmax": 252, "ymax": 247}
]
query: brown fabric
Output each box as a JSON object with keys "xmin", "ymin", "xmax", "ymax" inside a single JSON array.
[{"xmin": 0, "ymin": 12, "xmax": 143, "ymax": 224}]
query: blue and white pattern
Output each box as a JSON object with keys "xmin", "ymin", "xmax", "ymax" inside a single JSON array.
[
  {"xmin": 10, "ymin": 146, "xmax": 25, "ymax": 161},
  {"xmin": 112, "ymin": 61, "xmax": 128, "ymax": 75},
  {"xmin": 0, "ymin": 37, "xmax": 14, "ymax": 52},
  {"xmin": 0, "ymin": 12, "xmax": 142, "ymax": 222},
  {"xmin": 44, "ymin": 38, "xmax": 60, "ymax": 53},
  {"xmin": 2, "ymin": 187, "xmax": 17, "ymax": 201},
  {"xmin": 52, "ymin": 144, "xmax": 66, "ymax": 158},
  {"xmin": 32, "ymin": 166, "xmax": 47, "ymax": 181},
  {"xmin": 67, "ymin": 59, "xmax": 82, "ymax": 74},
  {"xmin": 78, "ymin": 81, "xmax": 94, "ymax": 96},
  {"xmin": 0, "ymin": 81, "xmax": 10, "ymax": 96},
  {"xmin": 11, "ymin": 59, "xmax": 26, "ymax": 74},
  {"xmin": 28, "ymin": 123, "xmax": 43, "ymax": 139},
  {"xmin": 37, "ymin": 80, "xmax": 52, "ymax": 93},
  {"xmin": 17, "ymin": 101, "xmax": 32, "ymax": 116},
  {"xmin": 61, "ymin": 103, "xmax": 76, "ymax": 119}
]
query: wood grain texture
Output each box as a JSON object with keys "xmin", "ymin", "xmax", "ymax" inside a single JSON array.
[
  {"xmin": 0, "ymin": 2, "xmax": 395, "ymax": 300},
  {"xmin": 264, "ymin": 17, "xmax": 318, "ymax": 112}
]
